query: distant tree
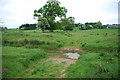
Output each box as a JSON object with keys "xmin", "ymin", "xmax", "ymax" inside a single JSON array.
[
  {"xmin": 85, "ymin": 22, "xmax": 90, "ymax": 29},
  {"xmin": 82, "ymin": 21, "xmax": 102, "ymax": 29},
  {"xmin": 80, "ymin": 24, "xmax": 87, "ymax": 30},
  {"xmin": 60, "ymin": 17, "xmax": 75, "ymax": 31},
  {"xmin": 4, "ymin": 27, "xmax": 7, "ymax": 30},
  {"xmin": 95, "ymin": 21, "xmax": 102, "ymax": 29},
  {"xmin": 34, "ymin": 0, "xmax": 67, "ymax": 32},
  {"xmin": 0, "ymin": 27, "xmax": 7, "ymax": 32},
  {"xmin": 19, "ymin": 24, "xmax": 37, "ymax": 30},
  {"xmin": 75, "ymin": 23, "xmax": 81, "ymax": 27},
  {"xmin": 0, "ymin": 18, "xmax": 8, "ymax": 32}
]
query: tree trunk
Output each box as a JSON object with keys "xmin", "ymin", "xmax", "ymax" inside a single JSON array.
[
  {"xmin": 41, "ymin": 25, "xmax": 45, "ymax": 33},
  {"xmin": 49, "ymin": 23, "xmax": 54, "ymax": 32}
]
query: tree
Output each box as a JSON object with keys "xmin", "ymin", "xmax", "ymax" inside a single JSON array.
[
  {"xmin": 0, "ymin": 19, "xmax": 7, "ymax": 32},
  {"xmin": 54, "ymin": 21, "xmax": 62, "ymax": 30},
  {"xmin": 60, "ymin": 17, "xmax": 75, "ymax": 31},
  {"xmin": 36, "ymin": 17, "xmax": 50, "ymax": 32},
  {"xmin": 85, "ymin": 22, "xmax": 90, "ymax": 29},
  {"xmin": 34, "ymin": 0, "xmax": 67, "ymax": 32},
  {"xmin": 80, "ymin": 24, "xmax": 86, "ymax": 30},
  {"xmin": 75, "ymin": 23, "xmax": 81, "ymax": 27},
  {"xmin": 0, "ymin": 27, "xmax": 7, "ymax": 32},
  {"xmin": 95, "ymin": 21, "xmax": 102, "ymax": 29},
  {"xmin": 19, "ymin": 24, "xmax": 37, "ymax": 30}
]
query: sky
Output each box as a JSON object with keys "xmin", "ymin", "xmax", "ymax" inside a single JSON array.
[{"xmin": 0, "ymin": 0, "xmax": 119, "ymax": 28}]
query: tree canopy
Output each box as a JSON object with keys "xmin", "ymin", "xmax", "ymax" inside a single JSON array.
[
  {"xmin": 94, "ymin": 21, "xmax": 102, "ymax": 29},
  {"xmin": 34, "ymin": 0, "xmax": 67, "ymax": 32},
  {"xmin": 19, "ymin": 24, "xmax": 37, "ymax": 30},
  {"xmin": 60, "ymin": 17, "xmax": 75, "ymax": 31},
  {"xmin": 36, "ymin": 17, "xmax": 50, "ymax": 32}
]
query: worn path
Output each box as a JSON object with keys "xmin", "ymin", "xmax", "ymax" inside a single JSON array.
[
  {"xmin": 26, "ymin": 47, "xmax": 82, "ymax": 78},
  {"xmin": 47, "ymin": 56, "xmax": 77, "ymax": 77}
]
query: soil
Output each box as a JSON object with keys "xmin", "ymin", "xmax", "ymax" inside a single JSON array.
[
  {"xmin": 26, "ymin": 47, "xmax": 83, "ymax": 78},
  {"xmin": 47, "ymin": 56, "xmax": 77, "ymax": 77},
  {"xmin": 57, "ymin": 47, "xmax": 85, "ymax": 53}
]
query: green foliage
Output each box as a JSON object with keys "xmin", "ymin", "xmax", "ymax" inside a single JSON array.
[
  {"xmin": 54, "ymin": 21, "xmax": 63, "ymax": 30},
  {"xmin": 80, "ymin": 21, "xmax": 102, "ymax": 30},
  {"xmin": 34, "ymin": 0, "xmax": 67, "ymax": 32},
  {"xmin": 0, "ymin": 27, "xmax": 7, "ymax": 32},
  {"xmin": 75, "ymin": 23, "xmax": 81, "ymax": 27},
  {"xmin": 80, "ymin": 24, "xmax": 87, "ymax": 30},
  {"xmin": 19, "ymin": 24, "xmax": 37, "ymax": 30},
  {"xmin": 36, "ymin": 17, "xmax": 50, "ymax": 32},
  {"xmin": 94, "ymin": 21, "xmax": 102, "ymax": 29},
  {"xmin": 60, "ymin": 17, "xmax": 75, "ymax": 31}
]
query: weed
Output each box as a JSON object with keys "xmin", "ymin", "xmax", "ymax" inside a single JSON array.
[
  {"xmin": 81, "ymin": 43, "xmax": 87, "ymax": 47},
  {"xmin": 96, "ymin": 33, "xmax": 99, "ymax": 35},
  {"xmin": 99, "ymin": 53, "xmax": 104, "ymax": 56},
  {"xmin": 96, "ymin": 41, "xmax": 100, "ymax": 43}
]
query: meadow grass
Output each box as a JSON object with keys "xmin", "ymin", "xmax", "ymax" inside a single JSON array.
[
  {"xmin": 2, "ymin": 46, "xmax": 47, "ymax": 78},
  {"xmin": 2, "ymin": 29, "xmax": 118, "ymax": 78},
  {"xmin": 65, "ymin": 52, "xmax": 118, "ymax": 78},
  {"xmin": 24, "ymin": 60, "xmax": 65, "ymax": 78},
  {"xmin": 3, "ymin": 29, "xmax": 118, "ymax": 52}
]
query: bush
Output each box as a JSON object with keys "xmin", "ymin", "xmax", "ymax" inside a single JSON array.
[{"xmin": 64, "ymin": 25, "xmax": 74, "ymax": 31}]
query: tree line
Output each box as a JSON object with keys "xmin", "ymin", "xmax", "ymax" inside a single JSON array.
[
  {"xmin": 19, "ymin": 0, "xmax": 102, "ymax": 32},
  {"xmin": 19, "ymin": 24, "xmax": 36, "ymax": 30}
]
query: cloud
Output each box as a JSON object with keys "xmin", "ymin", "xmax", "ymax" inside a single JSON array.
[
  {"xmin": 59, "ymin": 0, "xmax": 118, "ymax": 24},
  {"xmin": 0, "ymin": 0, "xmax": 119, "ymax": 28}
]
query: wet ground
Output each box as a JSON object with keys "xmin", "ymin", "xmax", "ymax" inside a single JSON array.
[{"xmin": 64, "ymin": 53, "xmax": 80, "ymax": 59}]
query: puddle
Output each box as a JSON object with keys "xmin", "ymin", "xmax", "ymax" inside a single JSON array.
[{"xmin": 64, "ymin": 53, "xmax": 80, "ymax": 59}]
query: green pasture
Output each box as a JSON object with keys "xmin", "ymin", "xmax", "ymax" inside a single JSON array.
[{"xmin": 2, "ymin": 29, "xmax": 118, "ymax": 78}]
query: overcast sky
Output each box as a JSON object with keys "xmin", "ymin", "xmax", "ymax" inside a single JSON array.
[{"xmin": 0, "ymin": 0, "xmax": 119, "ymax": 28}]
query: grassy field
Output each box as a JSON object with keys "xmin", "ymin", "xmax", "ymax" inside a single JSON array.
[
  {"xmin": 65, "ymin": 53, "xmax": 118, "ymax": 78},
  {"xmin": 2, "ymin": 28, "xmax": 119, "ymax": 78}
]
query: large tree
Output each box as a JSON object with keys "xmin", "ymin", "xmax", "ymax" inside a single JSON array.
[
  {"xmin": 36, "ymin": 17, "xmax": 50, "ymax": 32},
  {"xmin": 34, "ymin": 0, "xmax": 67, "ymax": 32},
  {"xmin": 60, "ymin": 17, "xmax": 75, "ymax": 31}
]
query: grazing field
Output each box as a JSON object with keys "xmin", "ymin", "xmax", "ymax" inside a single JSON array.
[{"xmin": 2, "ymin": 29, "xmax": 118, "ymax": 78}]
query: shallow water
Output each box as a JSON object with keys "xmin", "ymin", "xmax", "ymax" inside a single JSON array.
[{"xmin": 64, "ymin": 53, "xmax": 80, "ymax": 59}]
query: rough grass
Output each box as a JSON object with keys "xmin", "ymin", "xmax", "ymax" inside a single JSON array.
[
  {"xmin": 3, "ymin": 29, "xmax": 118, "ymax": 52},
  {"xmin": 24, "ymin": 60, "xmax": 64, "ymax": 78},
  {"xmin": 2, "ymin": 46, "xmax": 47, "ymax": 78},
  {"xmin": 2, "ymin": 29, "xmax": 118, "ymax": 78},
  {"xmin": 65, "ymin": 53, "xmax": 118, "ymax": 78}
]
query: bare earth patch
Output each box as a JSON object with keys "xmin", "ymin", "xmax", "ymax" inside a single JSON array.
[
  {"xmin": 47, "ymin": 47, "xmax": 84, "ymax": 77},
  {"xmin": 47, "ymin": 56, "xmax": 77, "ymax": 67},
  {"xmin": 25, "ymin": 56, "xmax": 77, "ymax": 78},
  {"xmin": 57, "ymin": 47, "xmax": 85, "ymax": 53},
  {"xmin": 47, "ymin": 56, "xmax": 77, "ymax": 78},
  {"xmin": 25, "ymin": 47, "xmax": 82, "ymax": 77},
  {"xmin": 0, "ymin": 68, "xmax": 8, "ymax": 72}
]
